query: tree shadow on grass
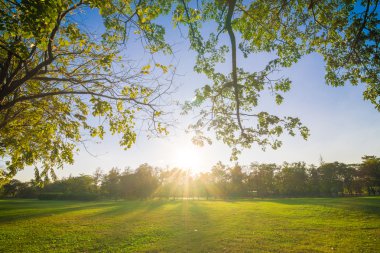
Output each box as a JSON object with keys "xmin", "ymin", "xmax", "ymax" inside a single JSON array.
[
  {"xmin": 175, "ymin": 197, "xmax": 380, "ymax": 217},
  {"xmin": 0, "ymin": 200, "xmax": 118, "ymax": 223},
  {"xmin": 250, "ymin": 196, "xmax": 380, "ymax": 216},
  {"xmin": 90, "ymin": 199, "xmax": 180, "ymax": 219},
  {"xmin": 175, "ymin": 201, "xmax": 221, "ymax": 253},
  {"xmin": 82, "ymin": 200, "xmax": 215, "ymax": 252},
  {"xmin": 75, "ymin": 200, "xmax": 212, "ymax": 253},
  {"xmin": 0, "ymin": 199, "xmax": 183, "ymax": 225}
]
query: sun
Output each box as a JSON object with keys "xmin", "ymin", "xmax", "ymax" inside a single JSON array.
[{"xmin": 172, "ymin": 146, "xmax": 203, "ymax": 172}]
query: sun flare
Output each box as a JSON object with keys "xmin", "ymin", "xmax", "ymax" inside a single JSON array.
[{"xmin": 172, "ymin": 146, "xmax": 203, "ymax": 172}]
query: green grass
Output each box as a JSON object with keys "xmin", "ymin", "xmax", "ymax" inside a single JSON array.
[{"xmin": 0, "ymin": 197, "xmax": 379, "ymax": 252}]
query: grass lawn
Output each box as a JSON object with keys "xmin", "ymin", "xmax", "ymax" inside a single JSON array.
[{"xmin": 0, "ymin": 197, "xmax": 379, "ymax": 252}]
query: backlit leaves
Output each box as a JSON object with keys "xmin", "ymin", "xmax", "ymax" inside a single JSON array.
[
  {"xmin": 180, "ymin": 0, "xmax": 378, "ymax": 159},
  {"xmin": 0, "ymin": 0, "xmax": 172, "ymax": 183}
]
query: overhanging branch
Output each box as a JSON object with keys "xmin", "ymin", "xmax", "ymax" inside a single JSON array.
[{"xmin": 225, "ymin": 0, "xmax": 244, "ymax": 134}]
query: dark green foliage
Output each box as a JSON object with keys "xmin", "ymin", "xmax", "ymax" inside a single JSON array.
[
  {"xmin": 37, "ymin": 193, "xmax": 65, "ymax": 200},
  {"xmin": 118, "ymin": 164, "xmax": 159, "ymax": 199},
  {"xmin": 2, "ymin": 179, "xmax": 23, "ymax": 197},
  {"xmin": 359, "ymin": 156, "xmax": 380, "ymax": 195},
  {"xmin": 2, "ymin": 156, "xmax": 380, "ymax": 200},
  {"xmin": 101, "ymin": 168, "xmax": 122, "ymax": 199},
  {"xmin": 39, "ymin": 174, "xmax": 99, "ymax": 200},
  {"xmin": 276, "ymin": 162, "xmax": 309, "ymax": 196},
  {"xmin": 38, "ymin": 193, "xmax": 98, "ymax": 201},
  {"xmin": 248, "ymin": 163, "xmax": 278, "ymax": 197},
  {"xmin": 1, "ymin": 179, "xmax": 39, "ymax": 198},
  {"xmin": 228, "ymin": 164, "xmax": 248, "ymax": 197},
  {"xmin": 318, "ymin": 162, "xmax": 347, "ymax": 196}
]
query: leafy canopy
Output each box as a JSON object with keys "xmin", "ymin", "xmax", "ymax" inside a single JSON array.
[
  {"xmin": 0, "ymin": 0, "xmax": 173, "ymax": 184},
  {"xmin": 179, "ymin": 0, "xmax": 379, "ymax": 159},
  {"xmin": 0, "ymin": 0, "xmax": 379, "ymax": 182}
]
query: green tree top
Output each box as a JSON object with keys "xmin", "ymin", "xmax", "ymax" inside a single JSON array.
[
  {"xmin": 1, "ymin": 0, "xmax": 378, "ymax": 183},
  {"xmin": 180, "ymin": 0, "xmax": 379, "ymax": 159},
  {"xmin": 0, "ymin": 0, "xmax": 173, "ymax": 184}
]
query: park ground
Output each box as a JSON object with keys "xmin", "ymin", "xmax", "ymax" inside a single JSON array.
[{"xmin": 0, "ymin": 197, "xmax": 379, "ymax": 252}]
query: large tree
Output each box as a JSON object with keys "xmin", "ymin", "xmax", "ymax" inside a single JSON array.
[
  {"xmin": 275, "ymin": 162, "xmax": 308, "ymax": 196},
  {"xmin": 1, "ymin": 0, "xmax": 379, "ymax": 182},
  {"xmin": 0, "ymin": 0, "xmax": 172, "ymax": 184},
  {"xmin": 358, "ymin": 155, "xmax": 380, "ymax": 195},
  {"xmin": 179, "ymin": 0, "xmax": 379, "ymax": 158}
]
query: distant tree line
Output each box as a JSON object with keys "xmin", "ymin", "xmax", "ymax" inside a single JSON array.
[{"xmin": 1, "ymin": 156, "xmax": 379, "ymax": 200}]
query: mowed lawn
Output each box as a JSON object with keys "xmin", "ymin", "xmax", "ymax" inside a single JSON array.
[{"xmin": 0, "ymin": 197, "xmax": 379, "ymax": 252}]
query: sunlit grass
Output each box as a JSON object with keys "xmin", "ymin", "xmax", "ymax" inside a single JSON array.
[{"xmin": 0, "ymin": 197, "xmax": 379, "ymax": 252}]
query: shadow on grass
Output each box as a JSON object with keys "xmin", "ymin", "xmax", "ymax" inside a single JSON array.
[
  {"xmin": 0, "ymin": 200, "xmax": 119, "ymax": 223},
  {"xmin": 0, "ymin": 199, "xmax": 190, "ymax": 225},
  {"xmin": 91, "ymin": 199, "xmax": 180, "ymax": 218},
  {"xmin": 250, "ymin": 196, "xmax": 380, "ymax": 216},
  {"xmin": 165, "ymin": 196, "xmax": 380, "ymax": 216},
  {"xmin": 1, "ymin": 197, "xmax": 379, "ymax": 225}
]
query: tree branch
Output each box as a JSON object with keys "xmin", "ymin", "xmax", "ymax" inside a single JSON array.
[
  {"xmin": 226, "ymin": 0, "xmax": 244, "ymax": 134},
  {"xmin": 0, "ymin": 1, "xmax": 83, "ymax": 102},
  {"xmin": 0, "ymin": 90, "xmax": 155, "ymax": 112}
]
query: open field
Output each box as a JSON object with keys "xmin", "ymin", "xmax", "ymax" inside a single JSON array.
[{"xmin": 0, "ymin": 197, "xmax": 379, "ymax": 252}]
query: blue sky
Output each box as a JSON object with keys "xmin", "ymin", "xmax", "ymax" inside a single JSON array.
[{"xmin": 15, "ymin": 7, "xmax": 380, "ymax": 180}]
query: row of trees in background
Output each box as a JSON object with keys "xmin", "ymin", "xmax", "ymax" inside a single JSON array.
[{"xmin": 1, "ymin": 156, "xmax": 379, "ymax": 200}]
